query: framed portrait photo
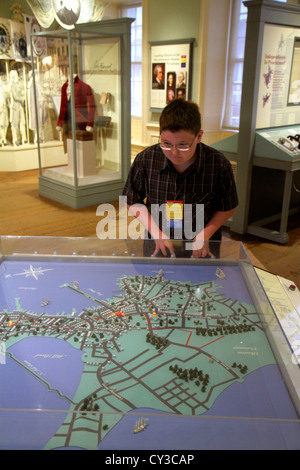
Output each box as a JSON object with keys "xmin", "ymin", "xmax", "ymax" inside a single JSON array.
[{"xmin": 149, "ymin": 38, "xmax": 194, "ymax": 111}]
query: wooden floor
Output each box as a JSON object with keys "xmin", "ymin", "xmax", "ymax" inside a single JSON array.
[{"xmin": 1, "ymin": 168, "xmax": 299, "ymax": 287}]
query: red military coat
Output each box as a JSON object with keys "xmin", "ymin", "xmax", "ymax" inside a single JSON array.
[{"xmin": 57, "ymin": 75, "xmax": 96, "ymax": 130}]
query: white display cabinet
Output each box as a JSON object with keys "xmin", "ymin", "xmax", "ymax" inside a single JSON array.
[{"xmin": 30, "ymin": 18, "xmax": 133, "ymax": 208}]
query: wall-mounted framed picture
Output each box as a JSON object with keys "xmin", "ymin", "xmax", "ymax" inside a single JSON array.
[{"xmin": 149, "ymin": 38, "xmax": 194, "ymax": 111}]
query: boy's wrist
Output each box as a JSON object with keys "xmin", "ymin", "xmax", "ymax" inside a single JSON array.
[{"xmin": 151, "ymin": 229, "xmax": 169, "ymax": 240}]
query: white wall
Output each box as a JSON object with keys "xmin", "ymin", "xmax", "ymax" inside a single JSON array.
[{"xmin": 138, "ymin": 0, "xmax": 234, "ymax": 151}]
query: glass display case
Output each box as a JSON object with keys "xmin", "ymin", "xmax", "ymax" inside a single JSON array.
[
  {"xmin": 214, "ymin": 1, "xmax": 300, "ymax": 243},
  {"xmin": 30, "ymin": 19, "xmax": 133, "ymax": 208},
  {"xmin": 255, "ymin": 125, "xmax": 300, "ymax": 162},
  {"xmin": 0, "ymin": 236, "xmax": 299, "ymax": 450}
]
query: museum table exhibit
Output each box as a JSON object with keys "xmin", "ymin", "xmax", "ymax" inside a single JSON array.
[{"xmin": 0, "ymin": 236, "xmax": 299, "ymax": 450}]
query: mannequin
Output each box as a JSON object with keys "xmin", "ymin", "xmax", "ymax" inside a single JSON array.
[
  {"xmin": 27, "ymin": 71, "xmax": 45, "ymax": 143},
  {"xmin": 56, "ymin": 74, "xmax": 96, "ymax": 134},
  {"xmin": 9, "ymin": 70, "xmax": 27, "ymax": 146},
  {"xmin": 0, "ymin": 78, "xmax": 8, "ymax": 145}
]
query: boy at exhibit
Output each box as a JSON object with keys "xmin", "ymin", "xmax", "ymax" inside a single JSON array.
[{"xmin": 122, "ymin": 99, "xmax": 238, "ymax": 258}]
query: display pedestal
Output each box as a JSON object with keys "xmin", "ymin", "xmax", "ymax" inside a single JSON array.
[
  {"xmin": 213, "ymin": 126, "xmax": 300, "ymax": 244},
  {"xmin": 67, "ymin": 139, "xmax": 96, "ymax": 177},
  {"xmin": 0, "ymin": 141, "xmax": 67, "ymax": 172}
]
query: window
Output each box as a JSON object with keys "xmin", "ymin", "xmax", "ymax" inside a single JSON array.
[
  {"xmin": 221, "ymin": 0, "xmax": 247, "ymax": 129},
  {"xmin": 119, "ymin": 3, "xmax": 142, "ymax": 117},
  {"xmin": 222, "ymin": 0, "xmax": 287, "ymax": 130}
]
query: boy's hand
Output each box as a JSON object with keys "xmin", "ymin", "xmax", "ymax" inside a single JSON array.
[
  {"xmin": 191, "ymin": 239, "xmax": 213, "ymax": 258},
  {"xmin": 153, "ymin": 239, "xmax": 176, "ymax": 257}
]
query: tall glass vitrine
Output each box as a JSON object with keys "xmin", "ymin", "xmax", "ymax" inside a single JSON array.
[{"xmin": 30, "ymin": 18, "xmax": 133, "ymax": 208}]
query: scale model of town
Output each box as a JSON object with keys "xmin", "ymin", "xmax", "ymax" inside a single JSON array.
[{"xmin": 0, "ymin": 260, "xmax": 278, "ymax": 449}]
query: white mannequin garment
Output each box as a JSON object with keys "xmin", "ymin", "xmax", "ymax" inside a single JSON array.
[
  {"xmin": 27, "ymin": 71, "xmax": 45, "ymax": 143},
  {"xmin": 0, "ymin": 78, "xmax": 8, "ymax": 145},
  {"xmin": 9, "ymin": 70, "xmax": 27, "ymax": 146}
]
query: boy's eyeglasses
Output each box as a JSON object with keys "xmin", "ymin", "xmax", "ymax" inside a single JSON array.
[{"xmin": 160, "ymin": 135, "xmax": 198, "ymax": 152}]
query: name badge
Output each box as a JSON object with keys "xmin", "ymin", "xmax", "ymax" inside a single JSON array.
[{"xmin": 166, "ymin": 200, "xmax": 183, "ymax": 229}]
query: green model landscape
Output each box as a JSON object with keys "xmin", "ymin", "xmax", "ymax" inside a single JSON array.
[{"xmin": 0, "ymin": 268, "xmax": 275, "ymax": 449}]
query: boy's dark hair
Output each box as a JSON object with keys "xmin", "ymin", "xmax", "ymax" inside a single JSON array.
[{"xmin": 159, "ymin": 99, "xmax": 201, "ymax": 135}]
